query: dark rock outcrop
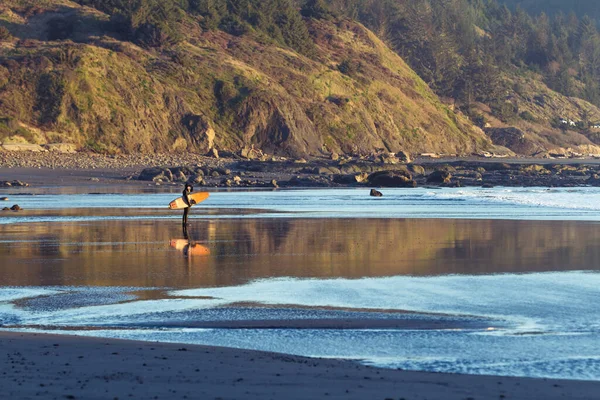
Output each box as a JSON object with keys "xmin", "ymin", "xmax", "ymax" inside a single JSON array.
[
  {"xmin": 426, "ymin": 170, "xmax": 452, "ymax": 184},
  {"xmin": 370, "ymin": 189, "xmax": 383, "ymax": 197},
  {"xmin": 138, "ymin": 167, "xmax": 171, "ymax": 181},
  {"xmin": 368, "ymin": 170, "xmax": 416, "ymax": 187},
  {"xmin": 485, "ymin": 127, "xmax": 542, "ymax": 155},
  {"xmin": 408, "ymin": 164, "xmax": 425, "ymax": 175},
  {"xmin": 0, "ymin": 180, "xmax": 29, "ymax": 187}
]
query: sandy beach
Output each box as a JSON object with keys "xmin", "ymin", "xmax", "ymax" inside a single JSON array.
[{"xmin": 2, "ymin": 331, "xmax": 600, "ymax": 400}]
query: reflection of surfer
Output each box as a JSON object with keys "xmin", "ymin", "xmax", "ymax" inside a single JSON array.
[
  {"xmin": 172, "ymin": 225, "xmax": 210, "ymax": 258},
  {"xmin": 182, "ymin": 183, "xmax": 196, "ymax": 227}
]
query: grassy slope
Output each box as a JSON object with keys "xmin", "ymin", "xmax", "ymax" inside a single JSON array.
[
  {"xmin": 472, "ymin": 69, "xmax": 600, "ymax": 155},
  {"xmin": 0, "ymin": 0, "xmax": 492, "ymax": 157}
]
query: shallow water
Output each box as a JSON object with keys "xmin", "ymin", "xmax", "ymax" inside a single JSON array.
[
  {"xmin": 3, "ymin": 187, "xmax": 600, "ymax": 220},
  {"xmin": 1, "ymin": 187, "xmax": 600, "ymax": 380}
]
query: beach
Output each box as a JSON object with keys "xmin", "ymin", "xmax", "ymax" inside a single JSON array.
[
  {"xmin": 3, "ymin": 331, "xmax": 600, "ymax": 400},
  {"xmin": 2, "ymin": 167, "xmax": 600, "ymax": 398}
]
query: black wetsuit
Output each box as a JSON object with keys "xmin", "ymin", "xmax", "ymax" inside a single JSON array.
[{"xmin": 182, "ymin": 187, "xmax": 193, "ymax": 226}]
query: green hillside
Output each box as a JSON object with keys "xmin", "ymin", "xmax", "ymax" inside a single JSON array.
[
  {"xmin": 325, "ymin": 0, "xmax": 600, "ymax": 155},
  {"xmin": 0, "ymin": 0, "xmax": 491, "ymax": 157},
  {"xmin": 3, "ymin": 0, "xmax": 600, "ymax": 158}
]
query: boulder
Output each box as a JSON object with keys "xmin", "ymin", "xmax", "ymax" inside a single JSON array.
[
  {"xmin": 192, "ymin": 175, "xmax": 206, "ymax": 185},
  {"xmin": 0, "ymin": 197, "xmax": 8, "ymax": 201},
  {"xmin": 174, "ymin": 170, "xmax": 187, "ymax": 182},
  {"xmin": 10, "ymin": 204, "xmax": 21, "ymax": 211},
  {"xmin": 0, "ymin": 180, "xmax": 29, "ymax": 187},
  {"xmin": 333, "ymin": 172, "xmax": 369, "ymax": 185},
  {"xmin": 407, "ymin": 164, "xmax": 425, "ymax": 175},
  {"xmin": 368, "ymin": 170, "xmax": 416, "ymax": 187},
  {"xmin": 484, "ymin": 162, "xmax": 512, "ymax": 171},
  {"xmin": 1, "ymin": 144, "xmax": 46, "ymax": 152},
  {"xmin": 206, "ymin": 148, "xmax": 219, "ymax": 159},
  {"xmin": 2, "ymin": 207, "xmax": 9, "ymax": 211},
  {"xmin": 520, "ymin": 164, "xmax": 550, "ymax": 175},
  {"xmin": 355, "ymin": 172, "xmax": 369, "ymax": 183},
  {"xmin": 426, "ymin": 170, "xmax": 452, "ymax": 184},
  {"xmin": 370, "ymin": 189, "xmax": 383, "ymax": 197},
  {"xmin": 396, "ymin": 151, "xmax": 411, "ymax": 163},
  {"xmin": 240, "ymin": 147, "xmax": 261, "ymax": 160},
  {"xmin": 485, "ymin": 127, "xmax": 541, "ymax": 155},
  {"xmin": 587, "ymin": 175, "xmax": 600, "ymax": 186},
  {"xmin": 44, "ymin": 143, "xmax": 77, "ymax": 153},
  {"xmin": 333, "ymin": 174, "xmax": 359, "ymax": 184},
  {"xmin": 138, "ymin": 167, "xmax": 172, "ymax": 182},
  {"xmin": 380, "ymin": 153, "xmax": 399, "ymax": 164}
]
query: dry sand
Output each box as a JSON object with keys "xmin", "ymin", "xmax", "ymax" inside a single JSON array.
[{"xmin": 2, "ymin": 332, "xmax": 599, "ymax": 400}]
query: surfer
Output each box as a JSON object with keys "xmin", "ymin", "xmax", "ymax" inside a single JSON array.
[{"xmin": 182, "ymin": 183, "xmax": 196, "ymax": 227}]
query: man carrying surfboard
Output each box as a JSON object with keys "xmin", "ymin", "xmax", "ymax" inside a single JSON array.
[
  {"xmin": 168, "ymin": 185, "xmax": 209, "ymax": 229},
  {"xmin": 182, "ymin": 183, "xmax": 196, "ymax": 226}
]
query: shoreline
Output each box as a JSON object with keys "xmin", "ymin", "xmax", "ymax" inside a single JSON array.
[
  {"xmin": 2, "ymin": 331, "xmax": 599, "ymax": 400},
  {"xmin": 4, "ymin": 152, "xmax": 600, "ymax": 190}
]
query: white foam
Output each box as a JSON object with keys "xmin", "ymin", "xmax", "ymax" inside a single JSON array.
[
  {"xmin": 172, "ymin": 271, "xmax": 600, "ymax": 333},
  {"xmin": 0, "ymin": 288, "xmax": 63, "ymax": 303},
  {"xmin": 14, "ymin": 298, "xmax": 230, "ymax": 326}
]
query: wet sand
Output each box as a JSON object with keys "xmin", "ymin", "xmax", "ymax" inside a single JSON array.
[{"xmin": 2, "ymin": 331, "xmax": 599, "ymax": 400}]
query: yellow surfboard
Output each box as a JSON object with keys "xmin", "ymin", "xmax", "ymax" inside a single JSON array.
[{"xmin": 168, "ymin": 192, "xmax": 209, "ymax": 210}]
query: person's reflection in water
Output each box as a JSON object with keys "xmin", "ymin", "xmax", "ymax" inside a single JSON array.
[
  {"xmin": 183, "ymin": 224, "xmax": 191, "ymax": 258},
  {"xmin": 170, "ymin": 224, "xmax": 210, "ymax": 259}
]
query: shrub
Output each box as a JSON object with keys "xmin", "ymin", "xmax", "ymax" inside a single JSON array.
[
  {"xmin": 301, "ymin": 0, "xmax": 334, "ymax": 20},
  {"xmin": 0, "ymin": 121, "xmax": 11, "ymax": 141},
  {"xmin": 214, "ymin": 80, "xmax": 238, "ymax": 105},
  {"xmin": 85, "ymin": 139, "xmax": 108, "ymax": 153},
  {"xmin": 219, "ymin": 15, "xmax": 248, "ymax": 36},
  {"xmin": 14, "ymin": 127, "xmax": 35, "ymax": 143},
  {"xmin": 0, "ymin": 26, "xmax": 12, "ymax": 42},
  {"xmin": 472, "ymin": 113, "xmax": 486, "ymax": 128},
  {"xmin": 338, "ymin": 58, "xmax": 361, "ymax": 76},
  {"xmin": 47, "ymin": 17, "xmax": 74, "ymax": 41},
  {"xmin": 36, "ymin": 72, "xmax": 66, "ymax": 126},
  {"xmin": 491, "ymin": 100, "xmax": 518, "ymax": 122},
  {"xmin": 520, "ymin": 111, "xmax": 536, "ymax": 122}
]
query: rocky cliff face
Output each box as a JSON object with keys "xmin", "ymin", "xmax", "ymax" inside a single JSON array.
[{"xmin": 0, "ymin": 1, "xmax": 491, "ymax": 157}]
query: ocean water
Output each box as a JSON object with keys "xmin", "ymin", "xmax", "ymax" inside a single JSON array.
[
  {"xmin": 1, "ymin": 187, "xmax": 600, "ymax": 380},
  {"xmin": 3, "ymin": 186, "xmax": 600, "ymax": 221}
]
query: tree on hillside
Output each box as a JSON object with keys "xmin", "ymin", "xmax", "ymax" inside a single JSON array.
[
  {"xmin": 301, "ymin": 0, "xmax": 335, "ymax": 20},
  {"xmin": 76, "ymin": 0, "xmax": 183, "ymax": 47}
]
